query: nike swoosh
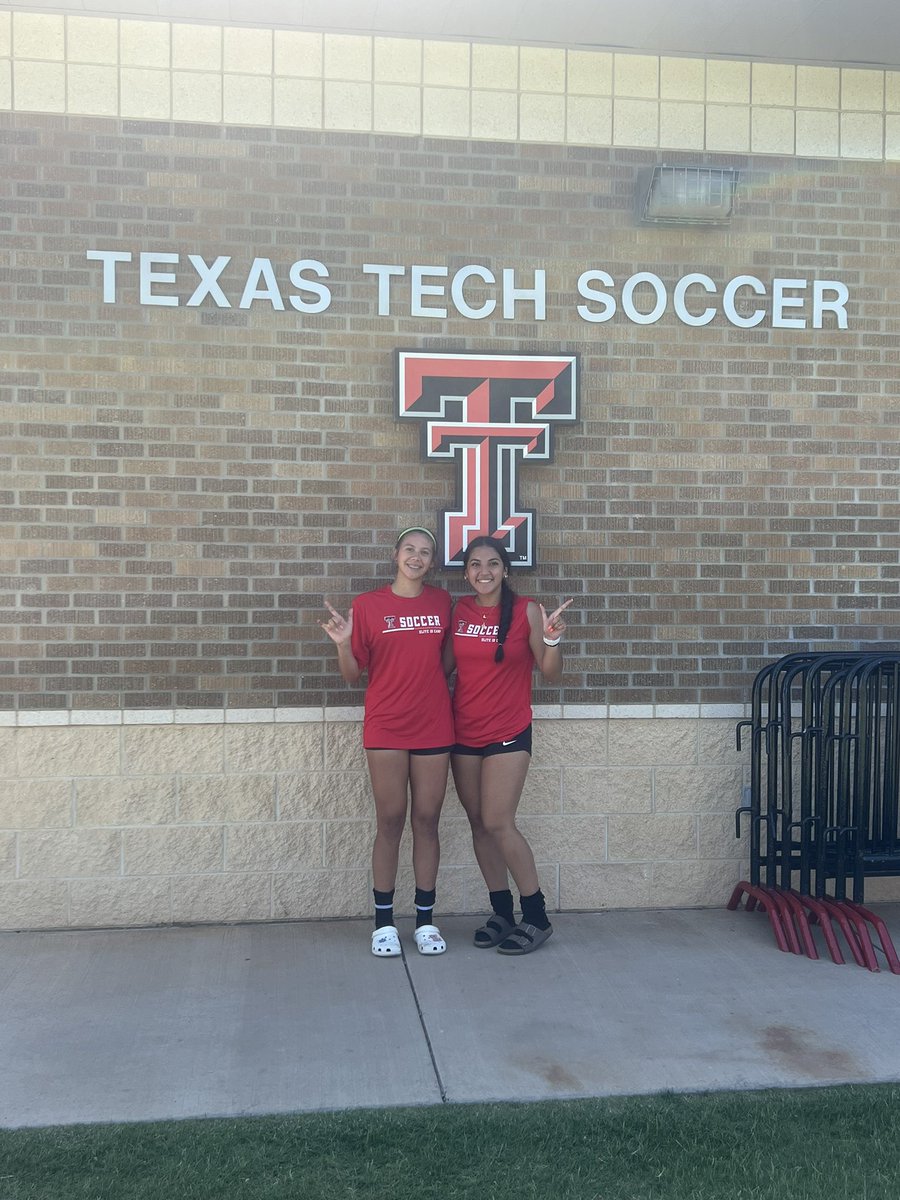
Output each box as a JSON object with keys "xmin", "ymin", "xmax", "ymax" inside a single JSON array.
[{"xmin": 502, "ymin": 739, "xmax": 516, "ymax": 746}]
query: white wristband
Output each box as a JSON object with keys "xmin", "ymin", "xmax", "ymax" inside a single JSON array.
[{"xmin": 543, "ymin": 635, "xmax": 562, "ymax": 647}]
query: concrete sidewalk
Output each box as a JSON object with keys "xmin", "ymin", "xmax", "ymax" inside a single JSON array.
[{"xmin": 3, "ymin": 905, "xmax": 900, "ymax": 1128}]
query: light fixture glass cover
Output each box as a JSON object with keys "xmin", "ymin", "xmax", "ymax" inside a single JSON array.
[{"xmin": 641, "ymin": 165, "xmax": 737, "ymax": 224}]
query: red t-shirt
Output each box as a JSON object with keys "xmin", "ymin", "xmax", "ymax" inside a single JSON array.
[
  {"xmin": 451, "ymin": 592, "xmax": 535, "ymax": 746},
  {"xmin": 351, "ymin": 584, "xmax": 454, "ymax": 749}
]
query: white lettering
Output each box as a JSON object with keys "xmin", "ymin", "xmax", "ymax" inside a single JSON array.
[
  {"xmin": 362, "ymin": 262, "xmax": 405, "ymax": 315},
  {"xmin": 86, "ymin": 249, "xmax": 132, "ymax": 303},
  {"xmin": 813, "ymin": 280, "xmax": 849, "ymax": 329},
  {"xmin": 84, "ymin": 250, "xmax": 851, "ymax": 331},
  {"xmin": 288, "ymin": 259, "xmax": 331, "ymax": 313},
  {"xmin": 451, "ymin": 264, "xmax": 496, "ymax": 320},
  {"xmin": 576, "ymin": 270, "xmax": 616, "ymax": 323},
  {"xmin": 411, "ymin": 266, "xmax": 448, "ymax": 318},
  {"xmin": 772, "ymin": 278, "xmax": 807, "ymax": 329},
  {"xmin": 722, "ymin": 275, "xmax": 767, "ymax": 328},
  {"xmin": 673, "ymin": 273, "xmax": 717, "ymax": 327},
  {"xmin": 621, "ymin": 272, "xmax": 667, "ymax": 325},
  {"xmin": 140, "ymin": 252, "xmax": 179, "ymax": 307},
  {"xmin": 239, "ymin": 258, "xmax": 285, "ymax": 310},
  {"xmin": 186, "ymin": 254, "xmax": 231, "ymax": 307},
  {"xmin": 502, "ymin": 268, "xmax": 546, "ymax": 320}
]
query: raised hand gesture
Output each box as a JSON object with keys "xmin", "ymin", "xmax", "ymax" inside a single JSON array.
[
  {"xmin": 322, "ymin": 601, "xmax": 353, "ymax": 646},
  {"xmin": 539, "ymin": 597, "xmax": 574, "ymax": 643}
]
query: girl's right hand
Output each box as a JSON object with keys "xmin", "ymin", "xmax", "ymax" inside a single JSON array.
[{"xmin": 322, "ymin": 601, "xmax": 353, "ymax": 645}]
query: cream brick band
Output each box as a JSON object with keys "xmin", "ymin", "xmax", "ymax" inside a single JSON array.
[
  {"xmin": 1, "ymin": 705, "xmax": 749, "ymax": 728},
  {"xmin": 2, "ymin": 9, "xmax": 900, "ymax": 159}
]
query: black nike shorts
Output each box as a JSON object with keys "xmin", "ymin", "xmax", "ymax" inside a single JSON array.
[{"xmin": 452, "ymin": 724, "xmax": 532, "ymax": 758}]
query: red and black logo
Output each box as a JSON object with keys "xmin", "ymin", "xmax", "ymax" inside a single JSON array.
[{"xmin": 396, "ymin": 351, "xmax": 579, "ymax": 568}]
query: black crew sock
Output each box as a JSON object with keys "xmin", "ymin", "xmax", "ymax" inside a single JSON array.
[
  {"xmin": 373, "ymin": 888, "xmax": 395, "ymax": 930},
  {"xmin": 414, "ymin": 887, "xmax": 436, "ymax": 929},
  {"xmin": 489, "ymin": 888, "xmax": 515, "ymax": 925},
  {"xmin": 520, "ymin": 888, "xmax": 551, "ymax": 931}
]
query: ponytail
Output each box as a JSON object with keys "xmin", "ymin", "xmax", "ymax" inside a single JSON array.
[{"xmin": 494, "ymin": 577, "xmax": 514, "ymax": 663}]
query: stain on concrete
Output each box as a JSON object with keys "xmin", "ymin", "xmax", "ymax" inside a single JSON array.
[
  {"xmin": 759, "ymin": 1024, "xmax": 863, "ymax": 1079},
  {"xmin": 515, "ymin": 1057, "xmax": 583, "ymax": 1091}
]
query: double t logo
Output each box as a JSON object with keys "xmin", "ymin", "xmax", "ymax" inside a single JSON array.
[{"xmin": 396, "ymin": 351, "xmax": 579, "ymax": 568}]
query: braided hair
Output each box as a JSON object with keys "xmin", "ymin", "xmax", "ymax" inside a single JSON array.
[{"xmin": 462, "ymin": 536, "xmax": 514, "ymax": 664}]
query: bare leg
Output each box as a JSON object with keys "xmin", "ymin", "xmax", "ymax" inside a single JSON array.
[
  {"xmin": 451, "ymin": 752, "xmax": 512, "ymax": 892},
  {"xmin": 365, "ymin": 749, "xmax": 410, "ymax": 892},
  {"xmin": 478, "ymin": 751, "xmax": 540, "ymax": 897},
  {"xmin": 408, "ymin": 752, "xmax": 449, "ymax": 890}
]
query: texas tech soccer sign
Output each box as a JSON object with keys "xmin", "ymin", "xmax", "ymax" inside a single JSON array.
[{"xmin": 396, "ymin": 351, "xmax": 579, "ymax": 569}]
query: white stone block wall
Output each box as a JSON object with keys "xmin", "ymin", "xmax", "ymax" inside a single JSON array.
[
  {"xmin": 2, "ymin": 8, "xmax": 900, "ymax": 160},
  {"xmin": 0, "ymin": 713, "xmax": 761, "ymax": 930}
]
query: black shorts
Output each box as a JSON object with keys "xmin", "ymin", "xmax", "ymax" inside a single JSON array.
[{"xmin": 452, "ymin": 725, "xmax": 532, "ymax": 758}]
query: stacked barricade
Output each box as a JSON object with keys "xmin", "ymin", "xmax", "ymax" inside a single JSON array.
[{"xmin": 729, "ymin": 651, "xmax": 900, "ymax": 973}]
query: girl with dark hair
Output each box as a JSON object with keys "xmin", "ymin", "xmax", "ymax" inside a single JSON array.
[
  {"xmin": 445, "ymin": 535, "xmax": 573, "ymax": 955},
  {"xmin": 323, "ymin": 527, "xmax": 453, "ymax": 958}
]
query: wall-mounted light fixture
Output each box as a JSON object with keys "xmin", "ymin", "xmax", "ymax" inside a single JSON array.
[{"xmin": 640, "ymin": 165, "xmax": 738, "ymax": 225}]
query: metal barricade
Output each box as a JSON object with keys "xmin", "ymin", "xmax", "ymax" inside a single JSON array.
[{"xmin": 729, "ymin": 652, "xmax": 900, "ymax": 973}]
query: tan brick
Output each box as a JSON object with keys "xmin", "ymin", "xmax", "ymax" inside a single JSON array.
[
  {"xmin": 278, "ymin": 770, "xmax": 370, "ymax": 819},
  {"xmin": 698, "ymin": 812, "xmax": 747, "ymax": 859},
  {"xmin": 533, "ymin": 720, "xmax": 607, "ymax": 766},
  {"xmin": 0, "ymin": 881, "xmax": 70, "ymax": 929},
  {"xmin": 559, "ymin": 863, "xmax": 652, "ymax": 910},
  {"xmin": 651, "ymin": 859, "xmax": 744, "ymax": 907},
  {"xmin": 69, "ymin": 877, "xmax": 171, "ymax": 927},
  {"xmin": 0, "ymin": 779, "xmax": 71, "ymax": 829},
  {"xmin": 858, "ymin": 877, "xmax": 900, "ymax": 903},
  {"xmin": 272, "ymin": 869, "xmax": 370, "ymax": 919},
  {"xmin": 517, "ymin": 767, "xmax": 563, "ymax": 814},
  {"xmin": 19, "ymin": 829, "xmax": 121, "ymax": 878},
  {"xmin": 324, "ymin": 722, "xmax": 367, "ymax": 770},
  {"xmin": 0, "ymin": 832, "xmax": 15, "ymax": 879},
  {"xmin": 226, "ymin": 823, "xmax": 323, "ymax": 872},
  {"xmin": 323, "ymin": 818, "xmax": 374, "ymax": 868},
  {"xmin": 699, "ymin": 719, "xmax": 750, "ymax": 765},
  {"xmin": 17, "ymin": 728, "xmax": 120, "ymax": 778},
  {"xmin": 607, "ymin": 813, "xmax": 697, "ymax": 861},
  {"xmin": 76, "ymin": 776, "xmax": 177, "ymax": 826},
  {"xmin": 518, "ymin": 815, "xmax": 607, "ymax": 864},
  {"xmin": 0, "ymin": 731, "xmax": 16, "ymax": 778},
  {"xmin": 123, "ymin": 827, "xmax": 224, "ymax": 875},
  {"xmin": 563, "ymin": 767, "xmax": 652, "ymax": 814},
  {"xmin": 273, "ymin": 724, "xmax": 325, "ymax": 771},
  {"xmin": 179, "ymin": 774, "xmax": 275, "ymax": 823},
  {"xmin": 123, "ymin": 727, "xmax": 223, "ymax": 775},
  {"xmin": 655, "ymin": 766, "xmax": 744, "ymax": 813},
  {"xmin": 608, "ymin": 720, "xmax": 697, "ymax": 767},
  {"xmin": 223, "ymin": 724, "xmax": 322, "ymax": 772},
  {"xmin": 430, "ymin": 816, "xmax": 477, "ymax": 866},
  {"xmin": 430, "ymin": 865, "xmax": 488, "ymax": 913},
  {"xmin": 170, "ymin": 873, "xmax": 271, "ymax": 923}
]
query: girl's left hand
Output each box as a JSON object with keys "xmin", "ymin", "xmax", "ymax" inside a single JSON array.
[{"xmin": 540, "ymin": 598, "xmax": 574, "ymax": 640}]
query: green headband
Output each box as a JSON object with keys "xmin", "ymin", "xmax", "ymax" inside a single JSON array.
[{"xmin": 395, "ymin": 527, "xmax": 437, "ymax": 547}]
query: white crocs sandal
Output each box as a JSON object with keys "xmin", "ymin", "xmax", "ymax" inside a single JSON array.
[
  {"xmin": 413, "ymin": 924, "xmax": 447, "ymax": 955},
  {"xmin": 371, "ymin": 926, "xmax": 401, "ymax": 957}
]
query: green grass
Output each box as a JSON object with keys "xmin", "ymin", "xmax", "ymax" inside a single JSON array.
[{"xmin": 4, "ymin": 1085, "xmax": 900, "ymax": 1200}]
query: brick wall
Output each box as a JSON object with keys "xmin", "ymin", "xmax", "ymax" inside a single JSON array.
[{"xmin": 3, "ymin": 115, "xmax": 900, "ymax": 713}]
